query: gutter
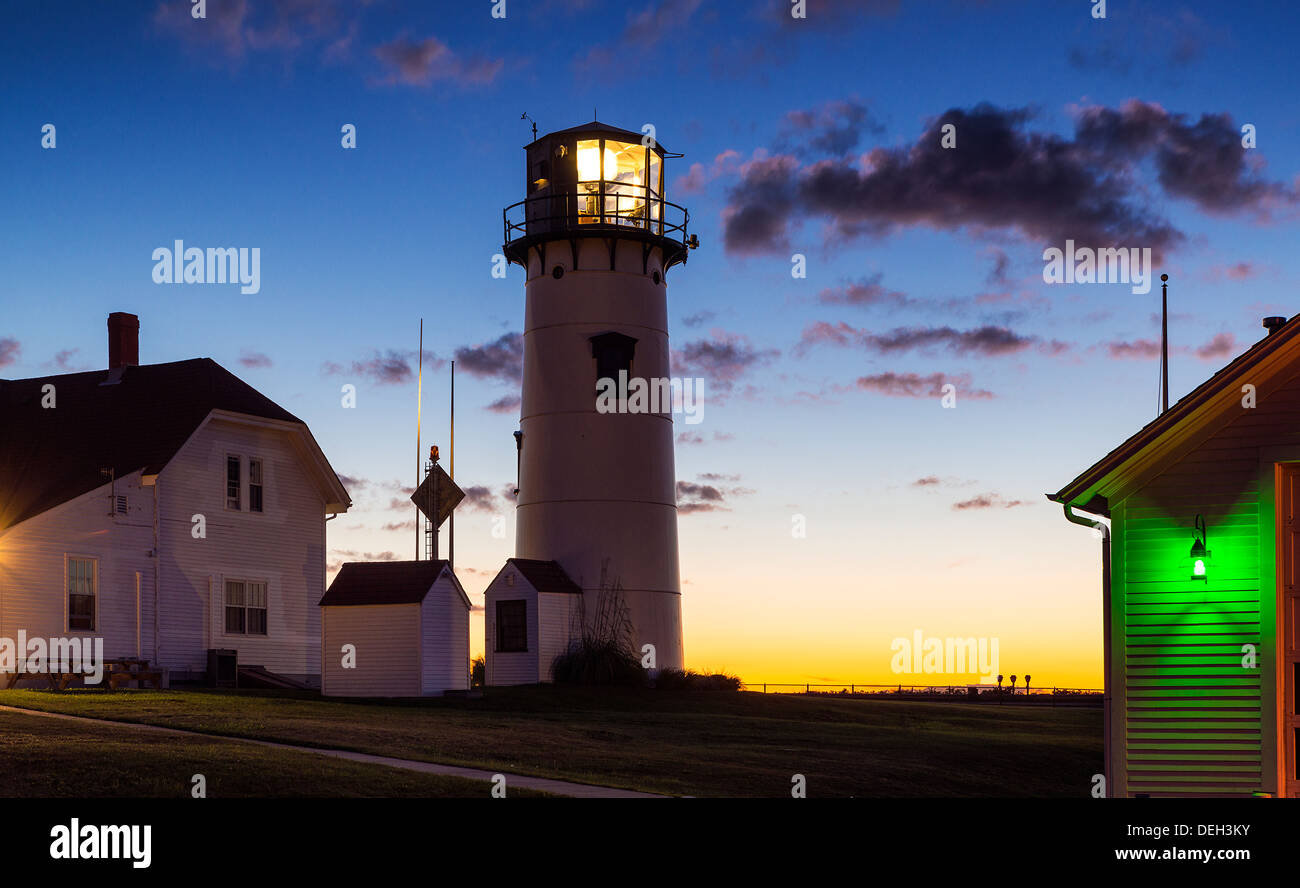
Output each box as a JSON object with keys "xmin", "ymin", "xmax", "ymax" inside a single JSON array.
[{"xmin": 1063, "ymin": 502, "xmax": 1112, "ymax": 798}]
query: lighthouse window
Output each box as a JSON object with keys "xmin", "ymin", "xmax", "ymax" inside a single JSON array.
[
  {"xmin": 575, "ymin": 138, "xmax": 649, "ymax": 226},
  {"xmin": 605, "ymin": 140, "xmax": 648, "ymax": 227},
  {"xmin": 496, "ymin": 600, "xmax": 528, "ymax": 653},
  {"xmin": 590, "ymin": 332, "xmax": 637, "ymax": 386}
]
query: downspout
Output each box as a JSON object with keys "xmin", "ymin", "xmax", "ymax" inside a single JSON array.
[
  {"xmin": 1064, "ymin": 503, "xmax": 1112, "ymax": 797},
  {"xmin": 153, "ymin": 480, "xmax": 160, "ymax": 666}
]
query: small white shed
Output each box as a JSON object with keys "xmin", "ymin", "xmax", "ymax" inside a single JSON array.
[
  {"xmin": 319, "ymin": 560, "xmax": 470, "ymax": 697},
  {"xmin": 483, "ymin": 558, "xmax": 583, "ymax": 686}
]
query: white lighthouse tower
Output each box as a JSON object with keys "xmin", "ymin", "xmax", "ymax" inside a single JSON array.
[{"xmin": 483, "ymin": 122, "xmax": 696, "ymax": 685}]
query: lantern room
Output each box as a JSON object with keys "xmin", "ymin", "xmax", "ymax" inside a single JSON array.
[{"xmin": 503, "ymin": 121, "xmax": 694, "ymax": 269}]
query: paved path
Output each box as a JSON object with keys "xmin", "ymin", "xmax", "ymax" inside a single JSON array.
[{"xmin": 0, "ymin": 704, "xmax": 665, "ymax": 799}]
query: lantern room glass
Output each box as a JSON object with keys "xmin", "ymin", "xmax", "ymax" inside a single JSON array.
[{"xmin": 575, "ymin": 137, "xmax": 656, "ymax": 228}]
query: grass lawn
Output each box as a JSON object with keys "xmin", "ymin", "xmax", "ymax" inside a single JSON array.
[
  {"xmin": 0, "ymin": 709, "xmax": 550, "ymax": 798},
  {"xmin": 0, "ymin": 687, "xmax": 1101, "ymax": 797}
]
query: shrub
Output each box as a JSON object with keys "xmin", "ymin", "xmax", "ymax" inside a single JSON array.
[
  {"xmin": 551, "ymin": 638, "xmax": 643, "ymax": 686},
  {"xmin": 653, "ymin": 668, "xmax": 741, "ymax": 692}
]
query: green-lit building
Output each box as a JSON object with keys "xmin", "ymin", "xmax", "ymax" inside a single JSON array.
[{"xmin": 1051, "ymin": 315, "xmax": 1300, "ymax": 798}]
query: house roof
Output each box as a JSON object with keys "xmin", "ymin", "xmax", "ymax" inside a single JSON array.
[
  {"xmin": 0, "ymin": 358, "xmax": 343, "ymax": 529},
  {"xmin": 1049, "ymin": 314, "xmax": 1300, "ymax": 516},
  {"xmin": 320, "ymin": 560, "xmax": 470, "ymax": 608},
  {"xmin": 506, "ymin": 558, "xmax": 583, "ymax": 595}
]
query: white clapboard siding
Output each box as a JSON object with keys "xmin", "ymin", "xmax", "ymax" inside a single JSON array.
[
  {"xmin": 1114, "ymin": 367, "xmax": 1300, "ymax": 796},
  {"xmin": 322, "ymin": 604, "xmax": 420, "ymax": 697},
  {"xmin": 484, "ymin": 574, "xmax": 539, "ymax": 686},
  {"xmin": 158, "ymin": 415, "xmax": 326, "ymax": 680},
  {"xmin": 0, "ymin": 471, "xmax": 154, "ymax": 663},
  {"xmin": 538, "ymin": 592, "xmax": 580, "ymax": 682},
  {"xmin": 420, "ymin": 574, "xmax": 470, "ymax": 694}
]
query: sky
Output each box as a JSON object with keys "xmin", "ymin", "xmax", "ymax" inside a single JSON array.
[{"xmin": 2, "ymin": 0, "xmax": 1299, "ymax": 688}]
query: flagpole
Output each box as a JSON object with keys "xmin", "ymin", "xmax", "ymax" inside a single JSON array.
[
  {"xmin": 449, "ymin": 360, "xmax": 455, "ymax": 570},
  {"xmin": 416, "ymin": 319, "xmax": 423, "ymax": 560}
]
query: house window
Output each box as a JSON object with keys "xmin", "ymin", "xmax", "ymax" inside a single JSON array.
[
  {"xmin": 225, "ymin": 580, "xmax": 268, "ymax": 636},
  {"xmin": 249, "ymin": 458, "xmax": 264, "ymax": 513},
  {"xmin": 590, "ymin": 332, "xmax": 637, "ymax": 388},
  {"xmin": 496, "ymin": 600, "xmax": 527, "ymax": 653},
  {"xmin": 226, "ymin": 455, "xmax": 241, "ymax": 510},
  {"xmin": 67, "ymin": 556, "xmax": 96, "ymax": 631}
]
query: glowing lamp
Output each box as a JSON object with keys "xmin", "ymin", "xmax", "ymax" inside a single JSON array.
[
  {"xmin": 1189, "ymin": 514, "xmax": 1209, "ymax": 581},
  {"xmin": 577, "ymin": 145, "xmax": 617, "ymax": 182}
]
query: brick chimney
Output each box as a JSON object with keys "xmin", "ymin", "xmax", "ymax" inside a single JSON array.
[{"xmin": 107, "ymin": 312, "xmax": 139, "ymax": 369}]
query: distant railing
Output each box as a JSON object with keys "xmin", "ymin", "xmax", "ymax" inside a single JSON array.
[
  {"xmin": 742, "ymin": 683, "xmax": 1103, "ymax": 705},
  {"xmin": 504, "ymin": 191, "xmax": 690, "ymax": 249}
]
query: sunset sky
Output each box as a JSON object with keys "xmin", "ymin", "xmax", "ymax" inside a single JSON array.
[{"xmin": 3, "ymin": 0, "xmax": 1298, "ymax": 687}]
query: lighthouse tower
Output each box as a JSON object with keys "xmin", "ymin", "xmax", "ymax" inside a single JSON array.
[{"xmin": 484, "ymin": 122, "xmax": 695, "ymax": 684}]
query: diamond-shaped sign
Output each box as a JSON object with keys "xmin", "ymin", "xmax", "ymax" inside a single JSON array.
[{"xmin": 411, "ymin": 465, "xmax": 465, "ymax": 528}]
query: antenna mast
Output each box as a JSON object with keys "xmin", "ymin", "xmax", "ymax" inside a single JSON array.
[{"xmin": 1160, "ymin": 274, "xmax": 1169, "ymax": 415}]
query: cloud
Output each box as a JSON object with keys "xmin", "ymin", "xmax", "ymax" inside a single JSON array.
[
  {"xmin": 675, "ymin": 150, "xmax": 742, "ymax": 195},
  {"xmin": 455, "ymin": 332, "xmax": 523, "ymax": 383},
  {"xmin": 1073, "ymin": 99, "xmax": 1297, "ymax": 218},
  {"xmin": 323, "ymin": 349, "xmax": 441, "ymax": 385},
  {"xmin": 677, "ymin": 430, "xmax": 734, "ymax": 445},
  {"xmin": 673, "ymin": 330, "xmax": 779, "ymax": 395},
  {"xmin": 1194, "ymin": 332, "xmax": 1237, "ymax": 361},
  {"xmin": 765, "ymin": 0, "xmax": 902, "ymax": 28},
  {"xmin": 459, "ymin": 485, "xmax": 502, "ymax": 513},
  {"xmin": 382, "ymin": 520, "xmax": 416, "ymax": 532},
  {"xmin": 153, "ymin": 0, "xmax": 348, "ymax": 61},
  {"xmin": 0, "ymin": 338, "xmax": 19, "ymax": 367},
  {"xmin": 953, "ymin": 493, "xmax": 1029, "ymax": 510},
  {"xmin": 486, "ymin": 394, "xmax": 522, "ymax": 414},
  {"xmin": 49, "ymin": 349, "xmax": 89, "ymax": 372},
  {"xmin": 682, "ymin": 310, "xmax": 717, "ymax": 328},
  {"xmin": 337, "ymin": 474, "xmax": 369, "ymax": 491},
  {"xmin": 239, "ymin": 349, "xmax": 272, "ymax": 368},
  {"xmin": 1103, "ymin": 332, "xmax": 1238, "ymax": 362},
  {"xmin": 1106, "ymin": 338, "xmax": 1160, "ymax": 360},
  {"xmin": 776, "ymin": 98, "xmax": 882, "ymax": 157},
  {"xmin": 1203, "ymin": 261, "xmax": 1257, "ymax": 282},
  {"xmin": 844, "ymin": 372, "xmax": 994, "ymax": 400},
  {"xmin": 677, "ymin": 475, "xmax": 753, "ymax": 514},
  {"xmin": 722, "ymin": 100, "xmax": 1296, "ymax": 259},
  {"xmin": 816, "ymin": 274, "xmax": 911, "ymax": 310},
  {"xmin": 796, "ymin": 322, "xmax": 1044, "ymax": 358},
  {"xmin": 578, "ymin": 0, "xmax": 704, "ymax": 72},
  {"xmin": 912, "ymin": 476, "xmax": 942, "ymax": 487},
  {"xmin": 373, "ymin": 34, "xmax": 502, "ymax": 87}
]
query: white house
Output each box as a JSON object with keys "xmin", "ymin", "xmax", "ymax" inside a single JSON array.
[
  {"xmin": 320, "ymin": 560, "xmax": 470, "ymax": 697},
  {"xmin": 483, "ymin": 558, "xmax": 584, "ymax": 686},
  {"xmin": 0, "ymin": 312, "xmax": 351, "ymax": 687}
]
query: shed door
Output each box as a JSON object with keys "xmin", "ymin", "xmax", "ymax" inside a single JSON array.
[{"xmin": 1280, "ymin": 464, "xmax": 1300, "ymax": 796}]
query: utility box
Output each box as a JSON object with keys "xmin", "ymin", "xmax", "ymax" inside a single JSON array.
[{"xmin": 207, "ymin": 648, "xmax": 237, "ymax": 688}]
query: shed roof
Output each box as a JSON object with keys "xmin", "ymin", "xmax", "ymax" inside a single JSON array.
[
  {"xmin": 504, "ymin": 558, "xmax": 582, "ymax": 595},
  {"xmin": 0, "ymin": 358, "xmax": 348, "ymax": 530},
  {"xmin": 320, "ymin": 560, "xmax": 470, "ymax": 608},
  {"xmin": 1049, "ymin": 314, "xmax": 1300, "ymax": 516}
]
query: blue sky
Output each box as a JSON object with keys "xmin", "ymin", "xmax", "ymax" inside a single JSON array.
[{"xmin": 3, "ymin": 0, "xmax": 1299, "ymax": 683}]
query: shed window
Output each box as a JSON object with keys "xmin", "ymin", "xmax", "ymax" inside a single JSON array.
[
  {"xmin": 496, "ymin": 600, "xmax": 527, "ymax": 653},
  {"xmin": 225, "ymin": 580, "xmax": 268, "ymax": 636},
  {"xmin": 67, "ymin": 556, "xmax": 96, "ymax": 631}
]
